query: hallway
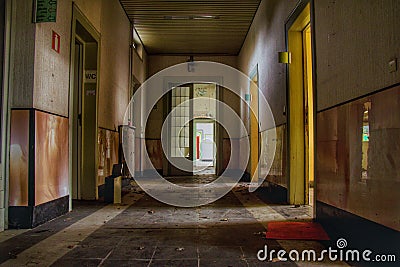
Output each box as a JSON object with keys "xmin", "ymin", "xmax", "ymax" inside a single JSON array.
[
  {"xmin": 0, "ymin": 180, "xmax": 340, "ymax": 267},
  {"xmin": 1, "ymin": 0, "xmax": 399, "ymax": 266}
]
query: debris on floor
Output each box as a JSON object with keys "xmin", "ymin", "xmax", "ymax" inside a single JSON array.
[
  {"xmin": 253, "ymin": 231, "xmax": 266, "ymax": 236},
  {"xmin": 8, "ymin": 252, "xmax": 17, "ymax": 259},
  {"xmin": 148, "ymin": 210, "xmax": 154, "ymax": 214},
  {"xmin": 33, "ymin": 229, "xmax": 50, "ymax": 234},
  {"xmin": 175, "ymin": 247, "xmax": 185, "ymax": 252}
]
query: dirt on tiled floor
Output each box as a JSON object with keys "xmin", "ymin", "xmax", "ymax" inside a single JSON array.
[{"xmin": 0, "ymin": 179, "xmax": 331, "ymax": 267}]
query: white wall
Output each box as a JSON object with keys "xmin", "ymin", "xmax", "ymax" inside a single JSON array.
[
  {"xmin": 238, "ymin": 0, "xmax": 298, "ymax": 127},
  {"xmin": 98, "ymin": 0, "xmax": 131, "ymax": 130},
  {"xmin": 34, "ymin": 0, "xmax": 72, "ymax": 116},
  {"xmin": 9, "ymin": 0, "xmax": 35, "ymax": 109}
]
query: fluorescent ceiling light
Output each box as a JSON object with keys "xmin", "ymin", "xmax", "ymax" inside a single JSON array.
[
  {"xmin": 164, "ymin": 15, "xmax": 219, "ymax": 20},
  {"xmin": 193, "ymin": 15, "xmax": 220, "ymax": 20}
]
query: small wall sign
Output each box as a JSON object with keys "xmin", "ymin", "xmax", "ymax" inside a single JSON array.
[
  {"xmin": 84, "ymin": 70, "xmax": 97, "ymax": 83},
  {"xmin": 86, "ymin": 90, "xmax": 96, "ymax": 96},
  {"xmin": 52, "ymin": 31, "xmax": 60, "ymax": 53},
  {"xmin": 34, "ymin": 0, "xmax": 58, "ymax": 23}
]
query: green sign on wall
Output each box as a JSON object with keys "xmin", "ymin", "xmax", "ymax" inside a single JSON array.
[{"xmin": 34, "ymin": 0, "xmax": 57, "ymax": 23}]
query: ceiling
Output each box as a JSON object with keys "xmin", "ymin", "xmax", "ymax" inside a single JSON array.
[{"xmin": 119, "ymin": 0, "xmax": 261, "ymax": 55}]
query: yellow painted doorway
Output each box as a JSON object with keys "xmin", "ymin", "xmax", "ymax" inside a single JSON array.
[
  {"xmin": 250, "ymin": 71, "xmax": 259, "ymax": 183},
  {"xmin": 288, "ymin": 3, "xmax": 314, "ymax": 207}
]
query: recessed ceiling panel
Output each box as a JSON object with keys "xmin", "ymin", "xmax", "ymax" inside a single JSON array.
[{"xmin": 120, "ymin": 0, "xmax": 261, "ymax": 55}]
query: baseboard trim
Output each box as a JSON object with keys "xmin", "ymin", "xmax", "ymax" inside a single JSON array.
[
  {"xmin": 8, "ymin": 196, "xmax": 69, "ymax": 229},
  {"xmin": 316, "ymin": 201, "xmax": 400, "ymax": 265}
]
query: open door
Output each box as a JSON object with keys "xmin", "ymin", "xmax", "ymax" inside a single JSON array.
[
  {"xmin": 70, "ymin": 7, "xmax": 100, "ymax": 204},
  {"xmin": 72, "ymin": 40, "xmax": 83, "ymax": 200},
  {"xmin": 193, "ymin": 120, "xmax": 216, "ymax": 175},
  {"xmin": 287, "ymin": 2, "xmax": 315, "ymax": 208},
  {"xmin": 167, "ymin": 84, "xmax": 193, "ymax": 176},
  {"xmin": 165, "ymin": 83, "xmax": 221, "ymax": 176}
]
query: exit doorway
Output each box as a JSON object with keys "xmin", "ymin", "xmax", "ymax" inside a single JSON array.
[
  {"xmin": 194, "ymin": 120, "xmax": 215, "ymax": 175},
  {"xmin": 166, "ymin": 83, "xmax": 218, "ymax": 176},
  {"xmin": 69, "ymin": 6, "xmax": 100, "ymax": 204},
  {"xmin": 287, "ymin": 2, "xmax": 315, "ymax": 209}
]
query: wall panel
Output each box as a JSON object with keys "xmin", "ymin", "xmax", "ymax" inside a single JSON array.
[
  {"xmin": 35, "ymin": 111, "xmax": 69, "ymax": 206},
  {"xmin": 314, "ymin": 0, "xmax": 400, "ymax": 111},
  {"xmin": 316, "ymin": 85, "xmax": 400, "ymax": 231}
]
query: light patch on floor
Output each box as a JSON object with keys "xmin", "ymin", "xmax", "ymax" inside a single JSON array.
[
  {"xmin": 0, "ymin": 229, "xmax": 29, "ymax": 244},
  {"xmin": 0, "ymin": 181, "xmax": 351, "ymax": 266},
  {"xmin": 0, "ymin": 192, "xmax": 143, "ymax": 267}
]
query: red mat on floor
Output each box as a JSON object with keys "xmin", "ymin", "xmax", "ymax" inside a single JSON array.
[{"xmin": 266, "ymin": 222, "xmax": 330, "ymax": 240}]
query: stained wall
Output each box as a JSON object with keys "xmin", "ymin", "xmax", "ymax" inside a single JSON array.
[
  {"xmin": 238, "ymin": 0, "xmax": 298, "ymax": 186},
  {"xmin": 8, "ymin": 0, "xmax": 136, "ymax": 208},
  {"xmin": 314, "ymin": 0, "xmax": 400, "ymax": 231}
]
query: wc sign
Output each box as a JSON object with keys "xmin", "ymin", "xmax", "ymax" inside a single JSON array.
[{"xmin": 85, "ymin": 70, "xmax": 97, "ymax": 83}]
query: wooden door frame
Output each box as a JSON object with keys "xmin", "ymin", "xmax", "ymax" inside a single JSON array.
[
  {"xmin": 1, "ymin": 0, "xmax": 11, "ymax": 231},
  {"xmin": 69, "ymin": 5, "xmax": 100, "ymax": 208},
  {"xmin": 165, "ymin": 83, "xmax": 194, "ymax": 176},
  {"xmin": 162, "ymin": 78, "xmax": 223, "ymax": 177},
  {"xmin": 193, "ymin": 118, "xmax": 216, "ymax": 174}
]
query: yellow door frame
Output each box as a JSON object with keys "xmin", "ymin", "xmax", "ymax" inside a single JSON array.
[
  {"xmin": 303, "ymin": 24, "xmax": 314, "ymax": 206},
  {"xmin": 286, "ymin": 2, "xmax": 315, "ymax": 206},
  {"xmin": 249, "ymin": 66, "xmax": 259, "ymax": 183}
]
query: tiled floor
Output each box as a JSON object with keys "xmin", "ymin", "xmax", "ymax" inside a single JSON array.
[{"xmin": 0, "ymin": 179, "xmax": 346, "ymax": 267}]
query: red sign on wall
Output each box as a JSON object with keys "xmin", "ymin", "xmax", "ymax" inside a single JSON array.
[{"xmin": 52, "ymin": 31, "xmax": 60, "ymax": 53}]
